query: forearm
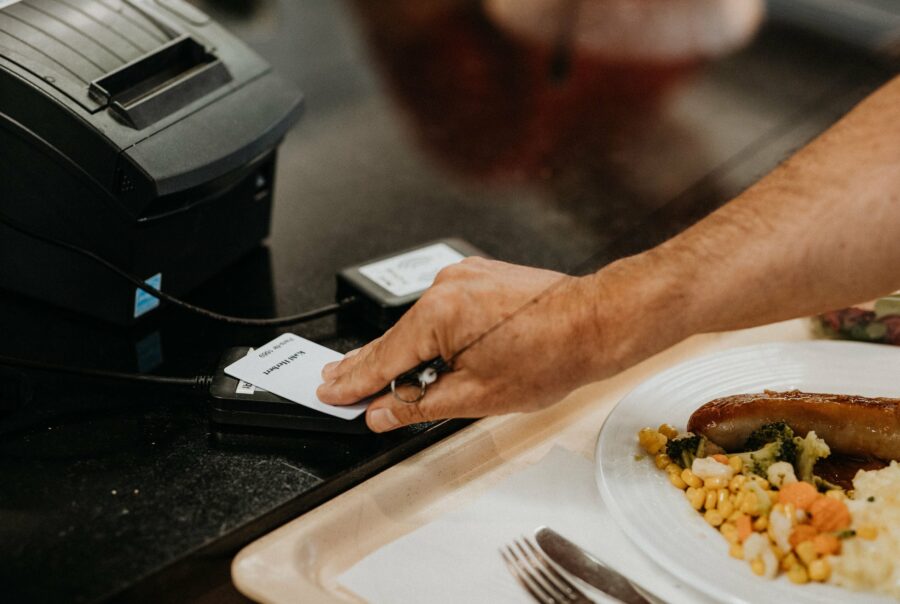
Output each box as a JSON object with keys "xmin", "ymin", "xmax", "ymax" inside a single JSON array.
[
  {"xmin": 620, "ymin": 75, "xmax": 900, "ymax": 343},
  {"xmin": 320, "ymin": 77, "xmax": 899, "ymax": 430}
]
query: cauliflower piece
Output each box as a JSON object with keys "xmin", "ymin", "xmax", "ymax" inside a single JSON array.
[
  {"xmin": 768, "ymin": 505, "xmax": 793, "ymax": 552},
  {"xmin": 691, "ymin": 456, "xmax": 737, "ymax": 481},
  {"xmin": 743, "ymin": 533, "xmax": 778, "ymax": 579},
  {"xmin": 766, "ymin": 461, "xmax": 798, "ymax": 489}
]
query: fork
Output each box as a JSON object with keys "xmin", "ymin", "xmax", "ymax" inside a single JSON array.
[{"xmin": 500, "ymin": 536, "xmax": 595, "ymax": 604}]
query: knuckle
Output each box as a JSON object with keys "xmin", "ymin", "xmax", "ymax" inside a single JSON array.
[
  {"xmin": 434, "ymin": 257, "xmax": 485, "ymax": 282},
  {"xmin": 419, "ymin": 288, "xmax": 458, "ymax": 320},
  {"xmin": 360, "ymin": 349, "xmax": 389, "ymax": 385},
  {"xmin": 460, "ymin": 256, "xmax": 487, "ymax": 267},
  {"xmin": 433, "ymin": 264, "xmax": 462, "ymax": 284},
  {"xmin": 367, "ymin": 343, "xmax": 402, "ymax": 387}
]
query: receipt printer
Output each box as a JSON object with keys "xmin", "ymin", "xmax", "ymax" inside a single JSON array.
[{"xmin": 0, "ymin": 0, "xmax": 303, "ymax": 324}]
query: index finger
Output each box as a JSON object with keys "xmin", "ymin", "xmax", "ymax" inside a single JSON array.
[{"xmin": 316, "ymin": 305, "xmax": 440, "ymax": 404}]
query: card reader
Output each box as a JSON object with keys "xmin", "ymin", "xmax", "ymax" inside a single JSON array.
[
  {"xmin": 209, "ymin": 347, "xmax": 370, "ymax": 434},
  {"xmin": 337, "ymin": 238, "xmax": 487, "ymax": 330}
]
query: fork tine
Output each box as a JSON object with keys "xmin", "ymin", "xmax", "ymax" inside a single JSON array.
[
  {"xmin": 501, "ymin": 547, "xmax": 557, "ymax": 604},
  {"xmin": 513, "ymin": 540, "xmax": 570, "ymax": 601},
  {"xmin": 522, "ymin": 537, "xmax": 587, "ymax": 600}
]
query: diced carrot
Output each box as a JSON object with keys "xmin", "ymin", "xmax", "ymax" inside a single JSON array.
[
  {"xmin": 736, "ymin": 515, "xmax": 753, "ymax": 543},
  {"xmin": 712, "ymin": 454, "xmax": 729, "ymax": 465},
  {"xmin": 789, "ymin": 524, "xmax": 819, "ymax": 549},
  {"xmin": 812, "ymin": 533, "xmax": 841, "ymax": 556},
  {"xmin": 778, "ymin": 482, "xmax": 820, "ymax": 510},
  {"xmin": 809, "ymin": 497, "xmax": 852, "ymax": 532}
]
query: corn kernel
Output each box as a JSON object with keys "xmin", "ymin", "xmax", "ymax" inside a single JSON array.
[
  {"xmin": 654, "ymin": 453, "xmax": 672, "ymax": 469},
  {"xmin": 750, "ymin": 558, "xmax": 765, "ymax": 576},
  {"xmin": 729, "ymin": 543, "xmax": 744, "ymax": 559},
  {"xmin": 669, "ymin": 472, "xmax": 687, "ymax": 490},
  {"xmin": 808, "ymin": 558, "xmax": 831, "ymax": 582},
  {"xmin": 788, "ymin": 564, "xmax": 809, "ymax": 584},
  {"xmin": 686, "ymin": 487, "xmax": 705, "ymax": 511},
  {"xmin": 781, "ymin": 552, "xmax": 798, "ymax": 571},
  {"xmin": 638, "ymin": 428, "xmax": 667, "ymax": 454},
  {"xmin": 666, "ymin": 463, "xmax": 683, "ymax": 476},
  {"xmin": 729, "ymin": 474, "xmax": 747, "ymax": 493},
  {"xmin": 825, "ymin": 489, "xmax": 847, "ymax": 501},
  {"xmin": 705, "ymin": 489, "xmax": 718, "ymax": 510},
  {"xmin": 718, "ymin": 500, "xmax": 735, "ymax": 519},
  {"xmin": 752, "ymin": 476, "xmax": 770, "ymax": 490},
  {"xmin": 704, "ymin": 476, "xmax": 728, "ymax": 490},
  {"xmin": 729, "ymin": 456, "xmax": 744, "ymax": 472},
  {"xmin": 753, "ymin": 515, "xmax": 768, "ymax": 531},
  {"xmin": 704, "ymin": 509, "xmax": 724, "ymax": 527},
  {"xmin": 857, "ymin": 524, "xmax": 878, "ymax": 540},
  {"xmin": 681, "ymin": 469, "xmax": 703, "ymax": 489},
  {"xmin": 729, "ymin": 510, "xmax": 745, "ymax": 523},
  {"xmin": 717, "ymin": 489, "xmax": 729, "ymax": 507},
  {"xmin": 658, "ymin": 424, "xmax": 679, "ymax": 440},
  {"xmin": 720, "ymin": 522, "xmax": 738, "ymax": 544},
  {"xmin": 796, "ymin": 541, "xmax": 817, "ymax": 566}
]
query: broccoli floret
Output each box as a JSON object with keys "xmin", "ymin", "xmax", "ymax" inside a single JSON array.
[
  {"xmin": 735, "ymin": 421, "xmax": 804, "ymax": 478},
  {"xmin": 794, "ymin": 430, "xmax": 830, "ymax": 483},
  {"xmin": 745, "ymin": 421, "xmax": 796, "ymax": 451},
  {"xmin": 666, "ymin": 433, "xmax": 709, "ymax": 468},
  {"xmin": 735, "ymin": 422, "xmax": 800, "ymax": 476},
  {"xmin": 735, "ymin": 441, "xmax": 795, "ymax": 477}
]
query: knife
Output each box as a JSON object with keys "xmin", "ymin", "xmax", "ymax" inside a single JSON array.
[{"xmin": 534, "ymin": 527, "xmax": 651, "ymax": 604}]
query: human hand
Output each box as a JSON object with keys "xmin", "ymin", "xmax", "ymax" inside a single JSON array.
[{"xmin": 316, "ymin": 257, "xmax": 648, "ymax": 432}]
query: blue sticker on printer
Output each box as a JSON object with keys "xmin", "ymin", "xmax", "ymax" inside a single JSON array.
[{"xmin": 134, "ymin": 273, "xmax": 162, "ymax": 318}]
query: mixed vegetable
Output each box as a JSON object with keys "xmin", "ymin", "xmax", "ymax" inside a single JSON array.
[{"xmin": 637, "ymin": 422, "xmax": 877, "ymax": 584}]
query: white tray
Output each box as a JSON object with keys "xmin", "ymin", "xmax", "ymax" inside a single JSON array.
[{"xmin": 232, "ymin": 320, "xmax": 815, "ymax": 603}]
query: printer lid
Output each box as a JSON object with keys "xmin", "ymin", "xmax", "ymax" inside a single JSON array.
[
  {"xmin": 0, "ymin": 0, "xmax": 255, "ymax": 130},
  {"xmin": 0, "ymin": 0, "xmax": 303, "ymax": 217}
]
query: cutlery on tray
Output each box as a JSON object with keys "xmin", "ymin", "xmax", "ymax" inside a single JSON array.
[
  {"xmin": 501, "ymin": 527, "xmax": 651, "ymax": 603},
  {"xmin": 501, "ymin": 535, "xmax": 594, "ymax": 603}
]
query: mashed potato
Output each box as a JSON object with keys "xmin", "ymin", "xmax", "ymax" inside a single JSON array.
[{"xmin": 829, "ymin": 461, "xmax": 900, "ymax": 597}]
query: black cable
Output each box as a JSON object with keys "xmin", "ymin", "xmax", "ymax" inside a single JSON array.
[
  {"xmin": 0, "ymin": 209, "xmax": 357, "ymax": 327},
  {"xmin": 0, "ymin": 354, "xmax": 212, "ymax": 393}
]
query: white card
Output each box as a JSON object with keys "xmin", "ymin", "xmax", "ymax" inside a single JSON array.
[
  {"xmin": 224, "ymin": 333, "xmax": 368, "ymax": 420},
  {"xmin": 358, "ymin": 243, "xmax": 465, "ymax": 297}
]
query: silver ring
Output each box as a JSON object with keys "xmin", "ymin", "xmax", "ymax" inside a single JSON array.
[{"xmin": 391, "ymin": 379, "xmax": 427, "ymax": 404}]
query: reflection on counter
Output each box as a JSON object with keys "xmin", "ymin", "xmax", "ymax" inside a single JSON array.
[{"xmin": 349, "ymin": 0, "xmax": 762, "ymax": 182}]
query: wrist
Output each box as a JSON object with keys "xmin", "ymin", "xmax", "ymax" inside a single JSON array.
[{"xmin": 575, "ymin": 251, "xmax": 701, "ymax": 378}]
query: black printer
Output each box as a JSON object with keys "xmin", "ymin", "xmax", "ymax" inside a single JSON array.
[{"xmin": 0, "ymin": 0, "xmax": 303, "ymax": 324}]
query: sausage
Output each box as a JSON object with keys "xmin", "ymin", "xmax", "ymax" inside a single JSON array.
[{"xmin": 686, "ymin": 390, "xmax": 900, "ymax": 461}]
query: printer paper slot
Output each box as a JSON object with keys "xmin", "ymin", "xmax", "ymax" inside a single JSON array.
[{"xmin": 89, "ymin": 35, "xmax": 231, "ymax": 129}]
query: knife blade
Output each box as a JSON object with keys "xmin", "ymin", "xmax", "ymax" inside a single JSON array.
[{"xmin": 534, "ymin": 527, "xmax": 651, "ymax": 604}]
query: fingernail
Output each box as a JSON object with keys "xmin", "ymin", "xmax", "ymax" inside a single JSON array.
[
  {"xmin": 369, "ymin": 408, "xmax": 400, "ymax": 432},
  {"xmin": 321, "ymin": 361, "xmax": 340, "ymax": 380}
]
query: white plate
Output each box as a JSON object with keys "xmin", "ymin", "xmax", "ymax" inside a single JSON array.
[{"xmin": 595, "ymin": 341, "xmax": 900, "ymax": 604}]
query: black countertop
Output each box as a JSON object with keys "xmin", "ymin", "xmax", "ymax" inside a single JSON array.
[{"xmin": 0, "ymin": 1, "xmax": 895, "ymax": 602}]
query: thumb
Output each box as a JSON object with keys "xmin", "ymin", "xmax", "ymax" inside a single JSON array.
[{"xmin": 364, "ymin": 373, "xmax": 478, "ymax": 432}]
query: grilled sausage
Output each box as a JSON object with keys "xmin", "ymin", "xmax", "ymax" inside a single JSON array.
[{"xmin": 687, "ymin": 390, "xmax": 900, "ymax": 461}]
